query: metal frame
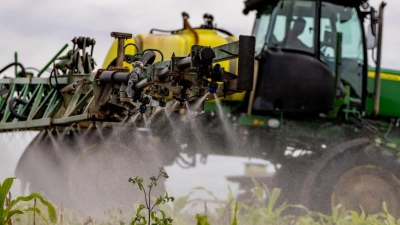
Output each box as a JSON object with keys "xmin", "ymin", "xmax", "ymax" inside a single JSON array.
[{"xmin": 0, "ymin": 75, "xmax": 93, "ymax": 131}]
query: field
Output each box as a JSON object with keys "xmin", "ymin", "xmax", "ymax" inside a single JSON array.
[{"xmin": 2, "ymin": 171, "xmax": 400, "ymax": 225}]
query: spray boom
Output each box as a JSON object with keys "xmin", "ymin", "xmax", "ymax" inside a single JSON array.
[{"xmin": 91, "ymin": 33, "xmax": 255, "ymax": 119}]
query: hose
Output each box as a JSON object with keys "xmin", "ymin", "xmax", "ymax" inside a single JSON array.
[
  {"xmin": 0, "ymin": 62, "xmax": 26, "ymax": 78},
  {"xmin": 124, "ymin": 43, "xmax": 139, "ymax": 53},
  {"xmin": 9, "ymin": 97, "xmax": 28, "ymax": 120},
  {"xmin": 49, "ymin": 69, "xmax": 60, "ymax": 90},
  {"xmin": 142, "ymin": 49, "xmax": 164, "ymax": 62},
  {"xmin": 150, "ymin": 28, "xmax": 183, "ymax": 34},
  {"xmin": 130, "ymin": 53, "xmax": 143, "ymax": 63},
  {"xmin": 175, "ymin": 154, "xmax": 196, "ymax": 168},
  {"xmin": 138, "ymin": 51, "xmax": 156, "ymax": 65}
]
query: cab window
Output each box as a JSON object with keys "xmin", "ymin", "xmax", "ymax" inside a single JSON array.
[
  {"xmin": 267, "ymin": 1, "xmax": 316, "ymax": 54},
  {"xmin": 320, "ymin": 2, "xmax": 364, "ymax": 97}
]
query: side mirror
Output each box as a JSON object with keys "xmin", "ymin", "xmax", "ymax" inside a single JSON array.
[
  {"xmin": 370, "ymin": 7, "xmax": 377, "ymax": 36},
  {"xmin": 366, "ymin": 25, "xmax": 376, "ymax": 49}
]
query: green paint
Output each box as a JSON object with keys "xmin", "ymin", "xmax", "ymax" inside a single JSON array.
[
  {"xmin": 30, "ymin": 89, "xmax": 56, "ymax": 120},
  {"xmin": 329, "ymin": 86, "xmax": 351, "ymax": 118},
  {"xmin": 27, "ymin": 85, "xmax": 46, "ymax": 120},
  {"xmin": 369, "ymin": 67, "xmax": 400, "ymax": 76},
  {"xmin": 343, "ymin": 108, "xmax": 362, "ymax": 121},
  {"xmin": 238, "ymin": 114, "xmax": 270, "ymax": 127},
  {"xmin": 38, "ymin": 44, "xmax": 68, "ymax": 77},
  {"xmin": 366, "ymin": 76, "xmax": 400, "ymax": 117},
  {"xmin": 14, "ymin": 52, "xmax": 18, "ymax": 77},
  {"xmin": 1, "ymin": 85, "xmax": 16, "ymax": 123}
]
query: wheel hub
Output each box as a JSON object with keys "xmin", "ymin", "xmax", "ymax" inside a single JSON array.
[{"xmin": 332, "ymin": 165, "xmax": 400, "ymax": 217}]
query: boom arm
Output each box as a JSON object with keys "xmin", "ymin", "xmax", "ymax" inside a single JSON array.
[{"xmin": 0, "ymin": 33, "xmax": 255, "ymax": 131}]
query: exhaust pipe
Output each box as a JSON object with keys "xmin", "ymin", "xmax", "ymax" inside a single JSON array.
[{"xmin": 373, "ymin": 2, "xmax": 387, "ymax": 117}]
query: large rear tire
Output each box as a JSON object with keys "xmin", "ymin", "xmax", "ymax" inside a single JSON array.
[{"xmin": 301, "ymin": 138, "xmax": 400, "ymax": 217}]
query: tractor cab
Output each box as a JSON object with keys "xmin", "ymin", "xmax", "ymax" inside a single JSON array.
[{"xmin": 245, "ymin": 0, "xmax": 375, "ymax": 116}]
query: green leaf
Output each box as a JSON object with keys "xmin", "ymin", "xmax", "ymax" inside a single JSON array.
[
  {"xmin": 193, "ymin": 186, "xmax": 222, "ymax": 208},
  {"xmin": 7, "ymin": 207, "xmax": 50, "ymax": 225},
  {"xmin": 231, "ymin": 202, "xmax": 238, "ymax": 225},
  {"xmin": 4, "ymin": 193, "xmax": 56, "ymax": 223},
  {"xmin": 360, "ymin": 206, "xmax": 366, "ymax": 221},
  {"xmin": 159, "ymin": 209, "xmax": 166, "ymax": 218},
  {"xmin": 195, "ymin": 214, "xmax": 210, "ymax": 225},
  {"xmin": 252, "ymin": 178, "xmax": 264, "ymax": 200},
  {"xmin": 382, "ymin": 201, "xmax": 388, "ymax": 213},
  {"xmin": 267, "ymin": 188, "xmax": 281, "ymax": 214},
  {"xmin": 156, "ymin": 196, "xmax": 162, "ymax": 205},
  {"xmin": 137, "ymin": 204, "xmax": 145, "ymax": 213},
  {"xmin": 0, "ymin": 177, "xmax": 16, "ymax": 217},
  {"xmin": 227, "ymin": 185, "xmax": 233, "ymax": 204}
]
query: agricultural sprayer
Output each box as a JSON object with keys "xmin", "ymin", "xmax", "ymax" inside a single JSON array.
[{"xmin": 1, "ymin": 0, "xmax": 400, "ymax": 217}]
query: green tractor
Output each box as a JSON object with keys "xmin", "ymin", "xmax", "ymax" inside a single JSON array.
[{"xmin": 1, "ymin": 0, "xmax": 399, "ymax": 217}]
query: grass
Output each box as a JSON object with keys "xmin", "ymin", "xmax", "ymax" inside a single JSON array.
[{"xmin": 3, "ymin": 172, "xmax": 400, "ymax": 225}]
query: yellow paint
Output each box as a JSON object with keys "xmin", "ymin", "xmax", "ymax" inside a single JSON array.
[
  {"xmin": 102, "ymin": 38, "xmax": 138, "ymax": 70},
  {"xmin": 253, "ymin": 119, "xmax": 265, "ymax": 126},
  {"xmin": 368, "ymin": 71, "xmax": 400, "ymax": 82},
  {"xmin": 253, "ymin": 119, "xmax": 259, "ymax": 125}
]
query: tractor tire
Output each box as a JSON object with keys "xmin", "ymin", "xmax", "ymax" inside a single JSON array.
[
  {"xmin": 301, "ymin": 138, "xmax": 400, "ymax": 217},
  {"xmin": 272, "ymin": 159, "xmax": 314, "ymax": 208}
]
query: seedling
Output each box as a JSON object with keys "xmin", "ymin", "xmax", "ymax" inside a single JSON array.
[{"xmin": 129, "ymin": 167, "xmax": 174, "ymax": 225}]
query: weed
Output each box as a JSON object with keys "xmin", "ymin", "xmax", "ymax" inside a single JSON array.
[{"xmin": 129, "ymin": 167, "xmax": 174, "ymax": 225}]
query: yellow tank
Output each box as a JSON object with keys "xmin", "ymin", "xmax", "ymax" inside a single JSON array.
[{"xmin": 102, "ymin": 27, "xmax": 245, "ymax": 101}]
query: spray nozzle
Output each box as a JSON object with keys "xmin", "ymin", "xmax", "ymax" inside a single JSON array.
[
  {"xmin": 208, "ymin": 81, "xmax": 218, "ymax": 93},
  {"xmin": 159, "ymin": 97, "xmax": 167, "ymax": 107},
  {"xmin": 139, "ymin": 104, "xmax": 147, "ymax": 114}
]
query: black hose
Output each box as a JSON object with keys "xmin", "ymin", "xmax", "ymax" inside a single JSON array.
[
  {"xmin": 210, "ymin": 27, "xmax": 234, "ymax": 37},
  {"xmin": 138, "ymin": 51, "xmax": 156, "ymax": 65},
  {"xmin": 150, "ymin": 28, "xmax": 184, "ymax": 34},
  {"xmin": 124, "ymin": 43, "xmax": 139, "ymax": 53},
  {"xmin": 0, "ymin": 62, "xmax": 26, "ymax": 77},
  {"xmin": 49, "ymin": 69, "xmax": 60, "ymax": 90},
  {"xmin": 107, "ymin": 51, "xmax": 156, "ymax": 69},
  {"xmin": 9, "ymin": 97, "xmax": 28, "ymax": 120},
  {"xmin": 150, "ymin": 27, "xmax": 234, "ymax": 37},
  {"xmin": 175, "ymin": 154, "xmax": 196, "ymax": 168}
]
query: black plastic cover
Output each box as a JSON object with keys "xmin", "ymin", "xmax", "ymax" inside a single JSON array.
[
  {"xmin": 253, "ymin": 48, "xmax": 335, "ymax": 113},
  {"xmin": 237, "ymin": 35, "xmax": 255, "ymax": 91}
]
